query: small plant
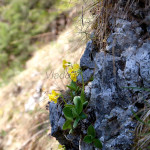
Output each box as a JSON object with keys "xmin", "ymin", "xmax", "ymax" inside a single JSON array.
[
  {"xmin": 48, "ymin": 60, "xmax": 101, "ymax": 147},
  {"xmin": 63, "ymin": 96, "xmax": 88, "ymax": 133},
  {"xmin": 61, "ymin": 60, "xmax": 89, "ymax": 133},
  {"xmin": 83, "ymin": 125, "xmax": 102, "ymax": 149},
  {"xmin": 48, "ymin": 60, "xmax": 88, "ymax": 133}
]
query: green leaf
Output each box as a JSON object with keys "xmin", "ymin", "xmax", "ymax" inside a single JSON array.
[
  {"xmin": 79, "ymin": 112, "xmax": 87, "ymax": 119},
  {"xmin": 72, "ymin": 107, "xmax": 78, "ymax": 118},
  {"xmin": 63, "ymin": 107, "xmax": 74, "ymax": 121},
  {"xmin": 73, "ymin": 117, "xmax": 80, "ymax": 128},
  {"xmin": 89, "ymin": 76, "xmax": 94, "ymax": 81},
  {"xmin": 73, "ymin": 96, "xmax": 83, "ymax": 115},
  {"xmin": 132, "ymin": 109, "xmax": 146, "ymax": 125},
  {"xmin": 67, "ymin": 81, "xmax": 78, "ymax": 91},
  {"xmin": 73, "ymin": 96, "xmax": 81, "ymax": 105},
  {"xmin": 71, "ymin": 81, "xmax": 78, "ymax": 89},
  {"xmin": 83, "ymin": 135, "xmax": 93, "ymax": 144},
  {"xmin": 64, "ymin": 104, "xmax": 74, "ymax": 108},
  {"xmin": 93, "ymin": 139, "xmax": 102, "ymax": 149},
  {"xmin": 76, "ymin": 86, "xmax": 81, "ymax": 92},
  {"xmin": 81, "ymin": 89, "xmax": 85, "ymax": 103},
  {"xmin": 67, "ymin": 85, "xmax": 74, "ymax": 91},
  {"xmin": 62, "ymin": 120, "xmax": 72, "ymax": 130},
  {"xmin": 87, "ymin": 125, "xmax": 96, "ymax": 138},
  {"xmin": 83, "ymin": 101, "xmax": 88, "ymax": 108}
]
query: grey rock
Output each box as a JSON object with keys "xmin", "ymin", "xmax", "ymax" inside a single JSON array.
[
  {"xmin": 124, "ymin": 57, "xmax": 141, "ymax": 87},
  {"xmin": 58, "ymin": 117, "xmax": 65, "ymax": 130},
  {"xmin": 88, "ymin": 20, "xmax": 150, "ymax": 150},
  {"xmin": 85, "ymin": 82, "xmax": 92, "ymax": 98},
  {"xmin": 80, "ymin": 40, "xmax": 95, "ymax": 69},
  {"xmin": 77, "ymin": 69, "xmax": 94, "ymax": 84},
  {"xmin": 147, "ymin": 26, "xmax": 150, "ymax": 35},
  {"xmin": 136, "ymin": 27, "xmax": 143, "ymax": 35},
  {"xmin": 144, "ymin": 15, "xmax": 150, "ymax": 26},
  {"xmin": 49, "ymin": 103, "xmax": 60, "ymax": 135},
  {"xmin": 66, "ymin": 134, "xmax": 80, "ymax": 149},
  {"xmin": 49, "ymin": 1, "xmax": 150, "ymax": 149},
  {"xmin": 106, "ymin": 19, "xmax": 139, "ymax": 56},
  {"xmin": 79, "ymin": 139, "xmax": 94, "ymax": 150},
  {"xmin": 137, "ymin": 43, "xmax": 150, "ymax": 87}
]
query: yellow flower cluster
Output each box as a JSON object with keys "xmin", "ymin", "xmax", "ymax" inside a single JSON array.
[
  {"xmin": 63, "ymin": 60, "xmax": 68, "ymax": 69},
  {"xmin": 62, "ymin": 60, "xmax": 80, "ymax": 82},
  {"xmin": 68, "ymin": 64, "xmax": 80, "ymax": 82},
  {"xmin": 48, "ymin": 90, "xmax": 59, "ymax": 104}
]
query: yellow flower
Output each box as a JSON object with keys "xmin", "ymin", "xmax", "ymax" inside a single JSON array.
[
  {"xmin": 48, "ymin": 94, "xmax": 56, "ymax": 103},
  {"xmin": 73, "ymin": 64, "xmax": 80, "ymax": 72},
  {"xmin": 65, "ymin": 62, "xmax": 80, "ymax": 82},
  {"xmin": 63, "ymin": 60, "xmax": 68, "ymax": 69},
  {"xmin": 68, "ymin": 66, "xmax": 73, "ymax": 74},
  {"xmin": 48, "ymin": 90, "xmax": 59, "ymax": 104},
  {"xmin": 52, "ymin": 90, "xmax": 59, "ymax": 96},
  {"xmin": 70, "ymin": 72, "xmax": 78, "ymax": 82}
]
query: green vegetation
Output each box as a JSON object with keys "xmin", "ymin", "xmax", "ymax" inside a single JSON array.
[
  {"xmin": 61, "ymin": 63, "xmax": 88, "ymax": 133},
  {"xmin": 48, "ymin": 61, "xmax": 102, "ymax": 148},
  {"xmin": 49, "ymin": 61, "xmax": 89, "ymax": 133},
  {"xmin": 62, "ymin": 96, "xmax": 88, "ymax": 133},
  {"xmin": 83, "ymin": 125, "xmax": 102, "ymax": 149},
  {"xmin": 0, "ymin": 0, "xmax": 77, "ymax": 86}
]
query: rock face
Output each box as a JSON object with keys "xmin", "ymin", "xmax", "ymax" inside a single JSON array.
[{"xmin": 49, "ymin": 1, "xmax": 150, "ymax": 150}]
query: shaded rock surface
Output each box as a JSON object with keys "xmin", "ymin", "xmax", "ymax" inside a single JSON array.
[{"xmin": 49, "ymin": 1, "xmax": 150, "ymax": 149}]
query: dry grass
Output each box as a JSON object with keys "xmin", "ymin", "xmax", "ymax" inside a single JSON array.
[
  {"xmin": 0, "ymin": 21, "xmax": 89, "ymax": 150},
  {"xmin": 133, "ymin": 103, "xmax": 150, "ymax": 150}
]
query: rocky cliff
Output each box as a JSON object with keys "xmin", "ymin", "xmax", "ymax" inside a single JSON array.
[{"xmin": 49, "ymin": 0, "xmax": 150, "ymax": 149}]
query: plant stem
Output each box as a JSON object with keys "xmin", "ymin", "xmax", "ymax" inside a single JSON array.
[
  {"xmin": 80, "ymin": 70, "xmax": 84, "ymax": 90},
  {"xmin": 60, "ymin": 95, "xmax": 67, "ymax": 104}
]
